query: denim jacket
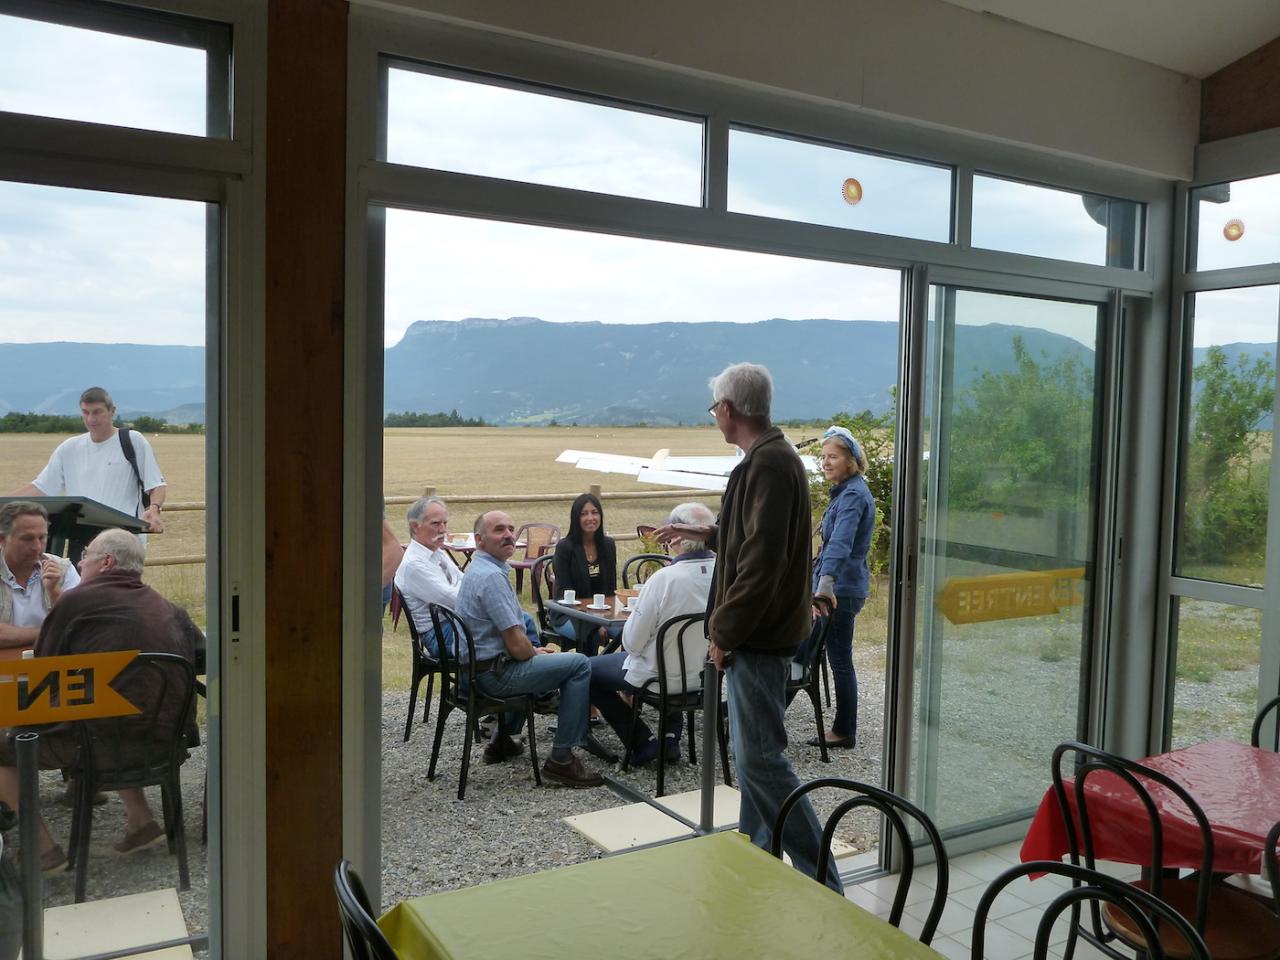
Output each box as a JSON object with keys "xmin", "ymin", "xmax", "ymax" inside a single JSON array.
[{"xmin": 812, "ymin": 474, "xmax": 876, "ymax": 599}]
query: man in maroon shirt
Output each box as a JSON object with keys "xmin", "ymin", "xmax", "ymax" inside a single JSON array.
[{"xmin": 0, "ymin": 528, "xmax": 200, "ymax": 873}]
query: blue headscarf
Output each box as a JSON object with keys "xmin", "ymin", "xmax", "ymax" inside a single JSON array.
[{"xmin": 822, "ymin": 425, "xmax": 863, "ymax": 465}]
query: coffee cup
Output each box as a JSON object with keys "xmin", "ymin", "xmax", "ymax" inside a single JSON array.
[
  {"xmin": 593, "ymin": 593, "xmax": 606, "ymax": 608},
  {"xmin": 563, "ymin": 589, "xmax": 576, "ymax": 603},
  {"xmin": 626, "ymin": 596, "xmax": 639, "ymax": 612}
]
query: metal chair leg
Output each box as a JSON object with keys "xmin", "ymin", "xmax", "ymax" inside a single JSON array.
[
  {"xmin": 685, "ymin": 710, "xmax": 697, "ymax": 764},
  {"xmin": 458, "ymin": 708, "xmax": 475, "ymax": 801},
  {"xmin": 526, "ymin": 706, "xmax": 542, "ymax": 786}
]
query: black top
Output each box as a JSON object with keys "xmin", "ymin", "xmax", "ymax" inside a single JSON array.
[{"xmin": 553, "ymin": 535, "xmax": 617, "ymax": 599}]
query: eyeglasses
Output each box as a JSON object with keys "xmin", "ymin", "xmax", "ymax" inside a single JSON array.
[{"xmin": 707, "ymin": 400, "xmax": 722, "ymax": 416}]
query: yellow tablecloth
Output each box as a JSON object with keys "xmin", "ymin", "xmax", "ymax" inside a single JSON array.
[{"xmin": 380, "ymin": 831, "xmax": 943, "ymax": 960}]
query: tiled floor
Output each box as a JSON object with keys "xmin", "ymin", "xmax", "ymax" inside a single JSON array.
[{"xmin": 845, "ymin": 841, "xmax": 1140, "ymax": 960}]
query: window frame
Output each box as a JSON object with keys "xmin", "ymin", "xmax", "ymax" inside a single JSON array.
[{"xmin": 0, "ymin": 0, "xmax": 263, "ymax": 956}]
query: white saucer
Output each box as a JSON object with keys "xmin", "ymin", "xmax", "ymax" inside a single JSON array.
[
  {"xmin": 586, "ymin": 604, "xmax": 610, "ymax": 611},
  {"xmin": 558, "ymin": 599, "xmax": 581, "ymax": 606}
]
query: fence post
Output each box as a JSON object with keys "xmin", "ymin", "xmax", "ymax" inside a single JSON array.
[
  {"xmin": 422, "ymin": 486, "xmax": 435, "ymax": 497},
  {"xmin": 589, "ymin": 484, "xmax": 602, "ymax": 499}
]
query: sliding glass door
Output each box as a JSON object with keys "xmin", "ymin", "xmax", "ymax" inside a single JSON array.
[{"xmin": 909, "ymin": 285, "xmax": 1105, "ymax": 835}]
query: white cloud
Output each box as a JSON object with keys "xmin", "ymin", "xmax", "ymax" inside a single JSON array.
[{"xmin": 384, "ymin": 209, "xmax": 902, "ymax": 345}]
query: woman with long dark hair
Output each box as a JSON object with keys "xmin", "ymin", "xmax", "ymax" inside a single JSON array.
[{"xmin": 551, "ymin": 492, "xmax": 620, "ymax": 649}]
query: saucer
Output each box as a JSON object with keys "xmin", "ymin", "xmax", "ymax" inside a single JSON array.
[
  {"xmin": 586, "ymin": 604, "xmax": 610, "ymax": 611},
  {"xmin": 558, "ymin": 599, "xmax": 581, "ymax": 606}
]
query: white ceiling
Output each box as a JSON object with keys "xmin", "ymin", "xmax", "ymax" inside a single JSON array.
[{"xmin": 937, "ymin": 0, "xmax": 1280, "ymax": 77}]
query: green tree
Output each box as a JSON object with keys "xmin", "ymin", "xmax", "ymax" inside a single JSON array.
[
  {"xmin": 1184, "ymin": 345, "xmax": 1275, "ymax": 567},
  {"xmin": 947, "ymin": 336, "xmax": 1094, "ymax": 512}
]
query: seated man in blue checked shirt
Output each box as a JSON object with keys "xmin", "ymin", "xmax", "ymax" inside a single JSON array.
[{"xmin": 455, "ymin": 510, "xmax": 603, "ymax": 787}]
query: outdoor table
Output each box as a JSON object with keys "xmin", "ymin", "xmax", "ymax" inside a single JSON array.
[
  {"xmin": 1020, "ymin": 739, "xmax": 1280, "ymax": 876},
  {"xmin": 548, "ymin": 594, "xmax": 633, "ymax": 652},
  {"xmin": 379, "ymin": 831, "xmax": 943, "ymax": 960}
]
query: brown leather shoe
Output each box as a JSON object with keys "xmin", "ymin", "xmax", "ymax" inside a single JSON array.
[
  {"xmin": 541, "ymin": 754, "xmax": 604, "ymax": 788},
  {"xmin": 482, "ymin": 735, "xmax": 525, "ymax": 765}
]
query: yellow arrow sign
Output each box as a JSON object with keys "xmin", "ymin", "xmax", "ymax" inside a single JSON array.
[
  {"xmin": 0, "ymin": 651, "xmax": 142, "ymax": 726},
  {"xmin": 935, "ymin": 568, "xmax": 1086, "ymax": 625}
]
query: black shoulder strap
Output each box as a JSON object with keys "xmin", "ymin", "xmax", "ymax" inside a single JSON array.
[{"xmin": 116, "ymin": 428, "xmax": 151, "ymax": 510}]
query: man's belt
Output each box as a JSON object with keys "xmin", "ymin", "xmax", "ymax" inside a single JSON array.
[{"xmin": 469, "ymin": 656, "xmax": 503, "ymax": 675}]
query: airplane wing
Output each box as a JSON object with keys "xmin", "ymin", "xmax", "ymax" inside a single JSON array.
[{"xmin": 557, "ymin": 447, "xmax": 816, "ymax": 492}]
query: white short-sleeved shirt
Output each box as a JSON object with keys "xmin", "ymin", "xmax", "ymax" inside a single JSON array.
[
  {"xmin": 0, "ymin": 555, "xmax": 80, "ymax": 629},
  {"xmin": 33, "ymin": 430, "xmax": 165, "ymax": 520}
]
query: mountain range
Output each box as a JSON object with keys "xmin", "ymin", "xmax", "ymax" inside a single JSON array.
[{"xmin": 0, "ymin": 320, "xmax": 1272, "ymax": 425}]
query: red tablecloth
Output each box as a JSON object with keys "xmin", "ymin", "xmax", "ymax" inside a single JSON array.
[{"xmin": 1020, "ymin": 739, "xmax": 1280, "ymax": 876}]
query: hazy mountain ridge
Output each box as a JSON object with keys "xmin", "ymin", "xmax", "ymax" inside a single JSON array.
[{"xmin": 3, "ymin": 320, "xmax": 1273, "ymax": 426}]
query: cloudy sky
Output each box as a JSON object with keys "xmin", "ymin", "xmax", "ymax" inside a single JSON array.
[{"xmin": 1, "ymin": 15, "xmax": 1278, "ymax": 353}]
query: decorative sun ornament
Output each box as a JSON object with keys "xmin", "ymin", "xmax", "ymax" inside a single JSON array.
[
  {"xmin": 1223, "ymin": 218, "xmax": 1245, "ymax": 242},
  {"xmin": 842, "ymin": 178, "xmax": 863, "ymax": 205}
]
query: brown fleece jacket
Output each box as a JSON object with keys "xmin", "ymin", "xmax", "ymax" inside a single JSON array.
[{"xmin": 707, "ymin": 427, "xmax": 812, "ymax": 656}]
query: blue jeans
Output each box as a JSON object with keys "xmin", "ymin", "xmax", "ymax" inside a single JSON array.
[
  {"xmin": 553, "ymin": 615, "xmax": 623, "ymax": 654},
  {"xmin": 473, "ymin": 651, "xmax": 592, "ymax": 750},
  {"xmin": 588, "ymin": 652, "xmax": 684, "ymax": 747},
  {"xmin": 726, "ymin": 649, "xmax": 843, "ymax": 893},
  {"xmin": 795, "ymin": 595, "xmax": 865, "ymax": 738}
]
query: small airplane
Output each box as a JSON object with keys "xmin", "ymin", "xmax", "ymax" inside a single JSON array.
[{"xmin": 556, "ymin": 443, "xmax": 819, "ymax": 492}]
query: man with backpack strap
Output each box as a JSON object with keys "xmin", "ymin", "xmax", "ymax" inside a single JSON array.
[{"xmin": 11, "ymin": 386, "xmax": 166, "ymax": 561}]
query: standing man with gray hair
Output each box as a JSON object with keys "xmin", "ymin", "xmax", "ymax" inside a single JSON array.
[
  {"xmin": 0, "ymin": 501, "xmax": 79, "ymax": 653},
  {"xmin": 0, "ymin": 528, "xmax": 201, "ymax": 871},
  {"xmin": 11, "ymin": 386, "xmax": 167, "ymax": 560},
  {"xmin": 656, "ymin": 362, "xmax": 840, "ymax": 891}
]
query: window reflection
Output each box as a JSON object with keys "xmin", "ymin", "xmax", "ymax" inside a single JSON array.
[
  {"xmin": 727, "ymin": 127, "xmax": 952, "ymax": 242},
  {"xmin": 1190, "ymin": 173, "xmax": 1280, "ymax": 272},
  {"xmin": 972, "ymin": 175, "xmax": 1142, "ymax": 268}
]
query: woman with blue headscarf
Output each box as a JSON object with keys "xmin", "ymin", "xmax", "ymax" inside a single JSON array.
[{"xmin": 808, "ymin": 424, "xmax": 876, "ymax": 749}]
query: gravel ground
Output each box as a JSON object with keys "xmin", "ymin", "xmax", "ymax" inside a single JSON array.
[{"xmin": 379, "ymin": 648, "xmax": 887, "ymax": 907}]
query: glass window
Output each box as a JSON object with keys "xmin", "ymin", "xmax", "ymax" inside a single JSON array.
[
  {"xmin": 972, "ymin": 175, "xmax": 1143, "ymax": 268},
  {"xmin": 911, "ymin": 286, "xmax": 1101, "ymax": 834},
  {"xmin": 384, "ymin": 66, "xmax": 704, "ymax": 205},
  {"xmin": 0, "ymin": 179, "xmax": 213, "ymax": 944},
  {"xmin": 727, "ymin": 127, "xmax": 952, "ymax": 242},
  {"xmin": 1170, "ymin": 598, "xmax": 1262, "ymax": 749},
  {"xmin": 1190, "ymin": 173, "xmax": 1280, "ymax": 272},
  {"xmin": 1176, "ymin": 286, "xmax": 1278, "ymax": 587},
  {"xmin": 0, "ymin": 4, "xmax": 228, "ymax": 137}
]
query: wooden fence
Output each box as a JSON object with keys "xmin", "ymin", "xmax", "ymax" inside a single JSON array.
[{"xmin": 146, "ymin": 484, "xmax": 720, "ymax": 567}]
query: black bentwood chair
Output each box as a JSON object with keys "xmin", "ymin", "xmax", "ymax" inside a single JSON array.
[
  {"xmin": 1052, "ymin": 740, "xmax": 1280, "ymax": 960},
  {"xmin": 787, "ymin": 613, "xmax": 834, "ymax": 763},
  {"xmin": 1252, "ymin": 695, "xmax": 1280, "ymax": 751},
  {"xmin": 621, "ymin": 553, "xmax": 671, "ymax": 588},
  {"xmin": 67, "ymin": 652, "xmax": 197, "ymax": 903},
  {"xmin": 426, "ymin": 603, "xmax": 542, "ymax": 800},
  {"xmin": 530, "ymin": 554, "xmax": 569, "ymax": 648},
  {"xmin": 772, "ymin": 778, "xmax": 949, "ymax": 945},
  {"xmin": 619, "ymin": 612, "xmax": 732, "ymax": 797},
  {"xmin": 974, "ymin": 861, "xmax": 1211, "ymax": 960},
  {"xmin": 334, "ymin": 860, "xmax": 398, "ymax": 960},
  {"xmin": 394, "ymin": 585, "xmax": 443, "ymax": 743}
]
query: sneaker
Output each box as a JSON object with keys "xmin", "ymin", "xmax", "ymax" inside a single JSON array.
[
  {"xmin": 541, "ymin": 754, "xmax": 604, "ymax": 788},
  {"xmin": 113, "ymin": 820, "xmax": 165, "ymax": 855},
  {"xmin": 482, "ymin": 735, "xmax": 525, "ymax": 765}
]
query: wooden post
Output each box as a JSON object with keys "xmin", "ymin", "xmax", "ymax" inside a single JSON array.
[
  {"xmin": 589, "ymin": 483, "xmax": 602, "ymax": 499},
  {"xmin": 264, "ymin": 1, "xmax": 347, "ymax": 957},
  {"xmin": 422, "ymin": 486, "xmax": 436, "ymax": 497}
]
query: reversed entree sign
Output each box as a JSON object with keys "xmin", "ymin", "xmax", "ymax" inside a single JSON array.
[
  {"xmin": 0, "ymin": 651, "xmax": 141, "ymax": 726},
  {"xmin": 935, "ymin": 568, "xmax": 1086, "ymax": 625}
]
